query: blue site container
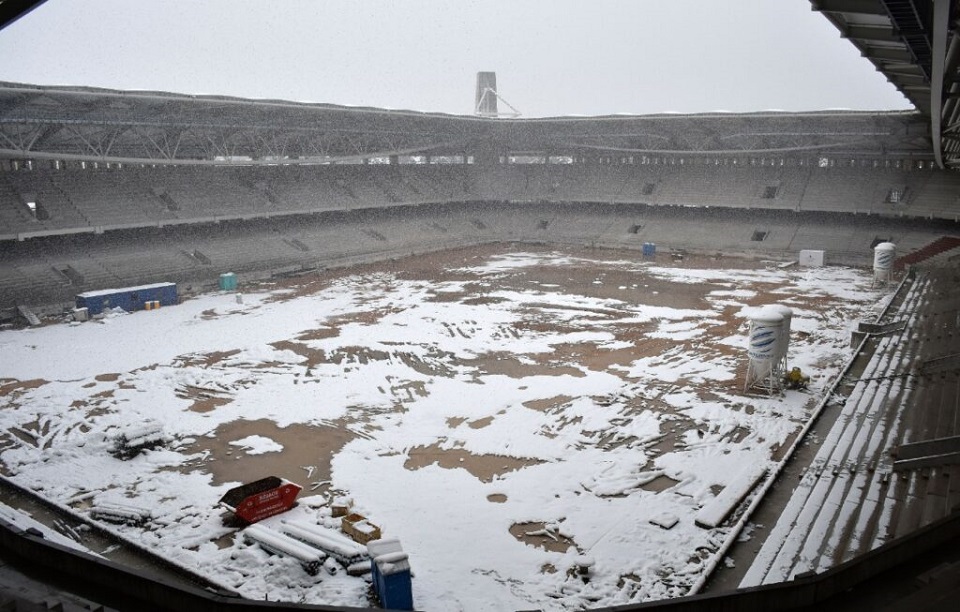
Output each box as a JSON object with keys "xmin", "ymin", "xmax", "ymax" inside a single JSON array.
[
  {"xmin": 219, "ymin": 272, "xmax": 237, "ymax": 291},
  {"xmin": 367, "ymin": 539, "xmax": 413, "ymax": 611},
  {"xmin": 76, "ymin": 282, "xmax": 177, "ymax": 316},
  {"xmin": 642, "ymin": 242, "xmax": 657, "ymax": 258}
]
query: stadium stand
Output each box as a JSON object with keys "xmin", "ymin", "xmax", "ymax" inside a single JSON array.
[
  {"xmin": 741, "ymin": 259, "xmax": 960, "ymax": 587},
  {"xmin": 2, "ymin": 194, "xmax": 956, "ymax": 313},
  {"xmin": 1, "ymin": 7, "xmax": 959, "ymax": 603},
  {"xmin": 4, "ymin": 162, "xmax": 958, "ymax": 244}
]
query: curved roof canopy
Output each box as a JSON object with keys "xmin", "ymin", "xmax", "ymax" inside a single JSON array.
[
  {"xmin": 811, "ymin": 0, "xmax": 960, "ymax": 168},
  {"xmin": 0, "ymin": 1, "xmax": 955, "ymax": 169},
  {"xmin": 0, "ymin": 81, "xmax": 933, "ymax": 166}
]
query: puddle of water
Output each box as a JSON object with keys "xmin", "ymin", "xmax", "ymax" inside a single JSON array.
[
  {"xmin": 175, "ymin": 385, "xmax": 234, "ymax": 413},
  {"xmin": 178, "ymin": 419, "xmax": 356, "ymax": 491},
  {"xmin": 462, "ymin": 352, "xmax": 584, "ymax": 379},
  {"xmin": 425, "ymin": 291, "xmax": 468, "ymax": 303},
  {"xmin": 462, "ymin": 296, "xmax": 507, "ymax": 306},
  {"xmin": 404, "ymin": 443, "xmax": 544, "ymax": 483},
  {"xmin": 0, "ymin": 379, "xmax": 48, "ymax": 398},
  {"xmin": 295, "ymin": 328, "xmax": 339, "ymax": 342},
  {"xmin": 641, "ymin": 474, "xmax": 681, "ymax": 493},
  {"xmin": 468, "ymin": 416, "xmax": 494, "ymax": 429},
  {"xmin": 270, "ymin": 340, "xmax": 325, "ymax": 367},
  {"xmin": 522, "ymin": 395, "xmax": 573, "ymax": 413},
  {"xmin": 188, "ymin": 396, "xmax": 233, "ymax": 414},
  {"xmin": 509, "ymin": 521, "xmax": 578, "ymax": 553},
  {"xmin": 639, "ymin": 407, "xmax": 699, "ymax": 455}
]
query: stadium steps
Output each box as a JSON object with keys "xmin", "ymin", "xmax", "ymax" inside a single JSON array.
[
  {"xmin": 367, "ymin": 174, "xmax": 406, "ymax": 203},
  {"xmin": 402, "ymin": 171, "xmax": 451, "ymax": 200},
  {"xmin": 0, "ymin": 264, "xmax": 36, "ymax": 300},
  {"xmin": 15, "ymin": 240, "xmax": 82, "ymax": 290},
  {"xmin": 15, "ymin": 305, "xmax": 41, "ymax": 326},
  {"xmin": 50, "ymin": 172, "xmax": 151, "ymax": 227},
  {"xmin": 604, "ymin": 168, "xmax": 642, "ymax": 203},
  {"xmin": 396, "ymin": 174, "xmax": 431, "ymax": 202},
  {"xmin": 903, "ymin": 172, "xmax": 960, "ymax": 219},
  {"xmin": 96, "ymin": 249, "xmax": 193, "ymax": 286},
  {"xmin": 283, "ymin": 238, "xmax": 311, "ymax": 252},
  {"xmin": 342, "ymin": 175, "xmax": 394, "ymax": 205},
  {"xmin": 0, "ymin": 577, "xmax": 118, "ymax": 611},
  {"xmin": 0, "ymin": 263, "xmax": 73, "ymax": 308},
  {"xmin": 550, "ymin": 214, "xmax": 619, "ymax": 242},
  {"xmin": 796, "ymin": 169, "xmax": 887, "ymax": 214},
  {"xmin": 744, "ymin": 266, "xmax": 960, "ymax": 585},
  {"xmin": 786, "ymin": 223, "xmax": 867, "ymax": 254},
  {"xmin": 805, "ymin": 335, "xmax": 919, "ymax": 574},
  {"xmin": 265, "ymin": 178, "xmax": 343, "ymax": 213},
  {"xmin": 61, "ymin": 256, "xmax": 123, "ymax": 290},
  {"xmin": 896, "ymin": 235, "xmax": 960, "ymax": 269},
  {"xmin": 328, "ymin": 178, "xmax": 359, "ymax": 203},
  {"xmin": 741, "ymin": 273, "xmax": 931, "ymax": 585},
  {"xmin": 0, "ymin": 175, "xmax": 38, "ymax": 237},
  {"xmin": 569, "ymin": 167, "xmax": 607, "ymax": 202},
  {"xmin": 34, "ymin": 179, "xmax": 93, "ymax": 230}
]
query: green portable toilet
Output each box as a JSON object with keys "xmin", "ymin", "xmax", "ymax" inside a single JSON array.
[{"xmin": 219, "ymin": 272, "xmax": 237, "ymax": 291}]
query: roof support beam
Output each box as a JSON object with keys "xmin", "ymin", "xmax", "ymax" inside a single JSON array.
[
  {"xmin": 812, "ymin": 0, "xmax": 890, "ymax": 16},
  {"xmin": 0, "ymin": 139, "xmax": 466, "ymax": 166},
  {"xmin": 882, "ymin": 62, "xmax": 927, "ymax": 75},
  {"xmin": 930, "ymin": 0, "xmax": 950, "ymax": 168},
  {"xmin": 843, "ymin": 24, "xmax": 900, "ymax": 41},
  {"xmin": 866, "ymin": 46, "xmax": 917, "ymax": 62},
  {"xmin": 885, "ymin": 74, "xmax": 930, "ymax": 86}
]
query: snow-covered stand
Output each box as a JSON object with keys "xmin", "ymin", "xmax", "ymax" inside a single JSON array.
[
  {"xmin": 280, "ymin": 520, "xmax": 370, "ymax": 573},
  {"xmin": 218, "ymin": 477, "xmax": 301, "ymax": 524},
  {"xmin": 242, "ymin": 524, "xmax": 324, "ymax": 576},
  {"xmin": 367, "ymin": 538, "xmax": 413, "ymax": 611}
]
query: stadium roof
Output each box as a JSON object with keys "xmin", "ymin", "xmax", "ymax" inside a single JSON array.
[
  {"xmin": 0, "ymin": 1, "xmax": 955, "ymax": 169},
  {"xmin": 811, "ymin": 0, "xmax": 960, "ymax": 168},
  {"xmin": 0, "ymin": 81, "xmax": 935, "ymax": 166}
]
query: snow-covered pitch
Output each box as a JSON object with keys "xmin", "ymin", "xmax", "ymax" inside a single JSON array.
[{"xmin": 0, "ymin": 247, "xmax": 889, "ymax": 611}]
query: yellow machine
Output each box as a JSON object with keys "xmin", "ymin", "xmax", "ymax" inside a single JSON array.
[{"xmin": 785, "ymin": 367, "xmax": 810, "ymax": 390}]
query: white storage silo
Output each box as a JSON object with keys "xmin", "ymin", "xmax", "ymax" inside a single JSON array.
[
  {"xmin": 744, "ymin": 306, "xmax": 784, "ymax": 394},
  {"xmin": 769, "ymin": 304, "xmax": 793, "ymax": 373},
  {"xmin": 873, "ymin": 242, "xmax": 896, "ymax": 285}
]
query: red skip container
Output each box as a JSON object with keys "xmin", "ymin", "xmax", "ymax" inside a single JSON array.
[{"xmin": 218, "ymin": 476, "xmax": 302, "ymax": 524}]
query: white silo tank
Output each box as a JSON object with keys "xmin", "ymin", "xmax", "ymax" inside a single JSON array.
[
  {"xmin": 745, "ymin": 306, "xmax": 784, "ymax": 394},
  {"xmin": 769, "ymin": 304, "xmax": 793, "ymax": 371},
  {"xmin": 873, "ymin": 242, "xmax": 896, "ymax": 284}
]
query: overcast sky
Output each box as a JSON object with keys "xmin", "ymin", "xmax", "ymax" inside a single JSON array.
[{"xmin": 0, "ymin": 0, "xmax": 912, "ymax": 117}]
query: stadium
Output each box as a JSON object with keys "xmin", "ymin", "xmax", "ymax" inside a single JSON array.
[{"xmin": 0, "ymin": 1, "xmax": 959, "ymax": 611}]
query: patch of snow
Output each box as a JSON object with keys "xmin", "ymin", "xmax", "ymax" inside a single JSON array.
[{"xmin": 229, "ymin": 435, "xmax": 284, "ymax": 455}]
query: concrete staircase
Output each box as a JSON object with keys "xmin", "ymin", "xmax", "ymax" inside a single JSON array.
[
  {"xmin": 896, "ymin": 235, "xmax": 960, "ymax": 269},
  {"xmin": 16, "ymin": 305, "xmax": 41, "ymax": 326}
]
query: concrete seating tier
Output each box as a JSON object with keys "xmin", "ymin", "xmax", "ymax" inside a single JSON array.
[
  {"xmin": 741, "ymin": 263, "xmax": 960, "ymax": 587},
  {"xmin": 1, "ymin": 203, "xmax": 956, "ymax": 312},
  {"xmin": 2, "ymin": 164, "xmax": 958, "ymax": 242}
]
